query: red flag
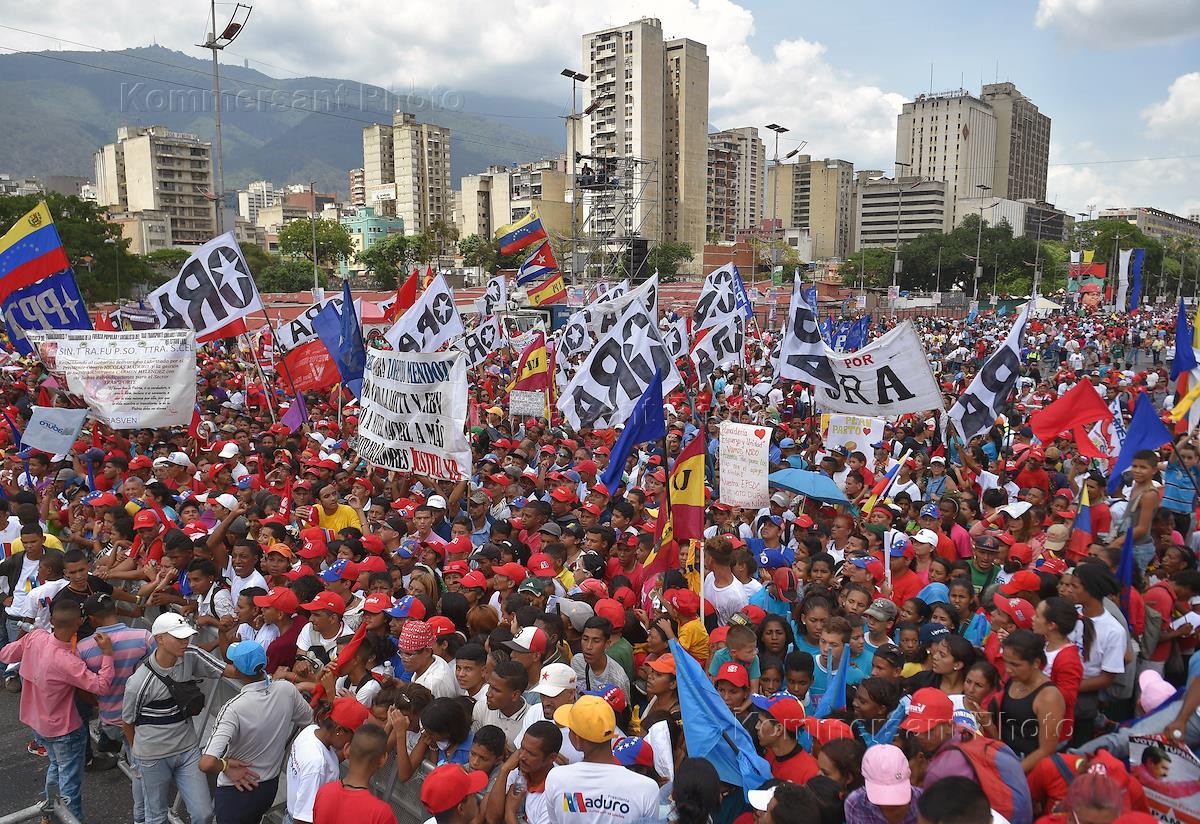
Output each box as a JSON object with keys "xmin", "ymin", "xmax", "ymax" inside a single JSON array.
[
  {"xmin": 669, "ymin": 434, "xmax": 706, "ymax": 541},
  {"xmin": 309, "ymin": 621, "xmax": 367, "ymax": 707},
  {"xmin": 278, "ymin": 340, "xmax": 340, "ymax": 392},
  {"xmin": 383, "ymin": 270, "xmax": 419, "ymax": 323},
  {"xmin": 511, "ymin": 333, "xmax": 549, "ymax": 392},
  {"xmin": 1029, "ymin": 381, "xmax": 1113, "ymax": 444},
  {"xmin": 94, "ymin": 311, "xmax": 117, "ymax": 332}
]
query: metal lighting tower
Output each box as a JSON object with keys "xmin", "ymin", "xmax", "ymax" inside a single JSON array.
[
  {"xmin": 890, "ymin": 161, "xmax": 912, "ymax": 317},
  {"xmin": 200, "ymin": 1, "xmax": 252, "ymax": 234},
  {"xmin": 972, "ymin": 184, "xmax": 991, "ymax": 301},
  {"xmin": 561, "ymin": 68, "xmax": 588, "ymax": 279},
  {"xmin": 766, "ymin": 124, "xmax": 788, "ymax": 285}
]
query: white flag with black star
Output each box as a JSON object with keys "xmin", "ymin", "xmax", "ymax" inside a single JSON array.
[{"xmin": 384, "ymin": 273, "xmax": 464, "ymax": 352}]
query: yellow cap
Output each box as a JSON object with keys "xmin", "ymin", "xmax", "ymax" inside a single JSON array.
[{"xmin": 553, "ymin": 695, "xmax": 616, "ymax": 743}]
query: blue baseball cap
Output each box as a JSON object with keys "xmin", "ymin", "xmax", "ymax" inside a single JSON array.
[
  {"xmin": 779, "ymin": 438, "xmax": 796, "ymax": 448},
  {"xmin": 757, "ymin": 549, "xmax": 789, "ymax": 569},
  {"xmin": 226, "ymin": 641, "xmax": 267, "ymax": 676},
  {"xmin": 917, "ymin": 582, "xmax": 950, "ymax": 605},
  {"xmin": 849, "ymin": 557, "xmax": 872, "ymax": 569},
  {"xmin": 612, "ymin": 736, "xmax": 655, "ymax": 768},
  {"xmin": 919, "ymin": 504, "xmax": 940, "ymax": 520},
  {"xmin": 918, "ymin": 623, "xmax": 950, "ymax": 646},
  {"xmin": 386, "ymin": 595, "xmax": 426, "ymax": 619},
  {"xmin": 394, "ymin": 539, "xmax": 419, "ymax": 560},
  {"xmin": 889, "ymin": 535, "xmax": 911, "ymax": 557},
  {"xmin": 319, "ymin": 559, "xmax": 350, "ymax": 583}
]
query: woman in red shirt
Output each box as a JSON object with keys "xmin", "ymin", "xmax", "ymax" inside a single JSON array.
[{"xmin": 1032, "ymin": 596, "xmax": 1083, "ymax": 742}]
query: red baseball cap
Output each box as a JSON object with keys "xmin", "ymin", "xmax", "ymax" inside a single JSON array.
[
  {"xmin": 444, "ymin": 536, "xmax": 474, "ymax": 557},
  {"xmin": 593, "ymin": 598, "xmax": 625, "ymax": 629},
  {"xmin": 421, "ymin": 765, "xmax": 489, "ymax": 815},
  {"xmin": 460, "ymin": 570, "xmax": 488, "ymax": 590},
  {"xmin": 128, "ymin": 455, "xmax": 153, "ymax": 470},
  {"xmin": 492, "ymin": 562, "xmax": 527, "ymax": 583},
  {"xmin": 581, "ymin": 502, "xmax": 602, "ymax": 517},
  {"xmin": 714, "ymin": 662, "xmax": 749, "ymax": 688},
  {"xmin": 428, "ymin": 616, "xmax": 457, "ymax": 638},
  {"xmin": 900, "ymin": 687, "xmax": 954, "ymax": 733},
  {"xmin": 1008, "ymin": 542, "xmax": 1033, "ymax": 565},
  {"xmin": 360, "ymin": 534, "xmax": 384, "ymax": 555},
  {"xmin": 992, "ymin": 593, "xmax": 1034, "ymax": 630},
  {"xmin": 299, "ymin": 591, "xmax": 346, "ymax": 615},
  {"xmin": 252, "ymin": 587, "xmax": 299, "ymax": 614},
  {"xmin": 298, "ymin": 539, "xmax": 327, "ymax": 560},
  {"xmin": 362, "ymin": 592, "xmax": 394, "ymax": 614},
  {"xmin": 329, "ymin": 696, "xmax": 371, "ymax": 731},
  {"xmin": 527, "ymin": 553, "xmax": 556, "ymax": 578},
  {"xmin": 443, "ymin": 560, "xmax": 469, "ymax": 578},
  {"xmin": 133, "ymin": 510, "xmax": 159, "ymax": 529},
  {"xmin": 751, "ymin": 692, "xmax": 806, "ymax": 730},
  {"xmin": 549, "ymin": 487, "xmax": 577, "ymax": 503},
  {"xmin": 1000, "ymin": 569, "xmax": 1041, "ymax": 595},
  {"xmin": 665, "ymin": 588, "xmax": 700, "ymax": 617},
  {"xmin": 504, "ymin": 626, "xmax": 548, "ymax": 656}
]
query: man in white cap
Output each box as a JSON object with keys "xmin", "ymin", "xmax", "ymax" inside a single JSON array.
[
  {"xmin": 516, "ymin": 662, "xmax": 583, "ymax": 763},
  {"xmin": 216, "ymin": 442, "xmax": 249, "ymax": 481},
  {"xmin": 122, "ymin": 613, "xmax": 235, "ymax": 824}
]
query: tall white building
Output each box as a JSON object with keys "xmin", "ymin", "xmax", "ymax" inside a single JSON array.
[
  {"xmin": 895, "ymin": 89, "xmax": 997, "ymax": 227},
  {"xmin": 706, "ymin": 127, "xmax": 764, "ymax": 241},
  {"xmin": 360, "ymin": 112, "xmax": 452, "ymax": 234},
  {"xmin": 237, "ymin": 180, "xmax": 277, "ymax": 225},
  {"xmin": 580, "ymin": 18, "xmax": 709, "ymax": 272}
]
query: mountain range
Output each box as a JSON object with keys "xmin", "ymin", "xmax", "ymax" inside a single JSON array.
[{"xmin": 0, "ymin": 46, "xmax": 565, "ymax": 197}]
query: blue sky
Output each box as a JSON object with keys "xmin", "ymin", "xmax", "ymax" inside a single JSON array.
[{"xmin": 6, "ymin": 0, "xmax": 1200, "ymax": 218}]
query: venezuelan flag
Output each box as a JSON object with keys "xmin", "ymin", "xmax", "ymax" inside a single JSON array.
[
  {"xmin": 862, "ymin": 449, "xmax": 910, "ymax": 515},
  {"xmin": 527, "ymin": 273, "xmax": 566, "ymax": 307},
  {"xmin": 0, "ymin": 202, "xmax": 72, "ymax": 304},
  {"xmin": 1067, "ymin": 484, "xmax": 1092, "ymax": 562},
  {"xmin": 496, "ymin": 212, "xmax": 547, "ymax": 256},
  {"xmin": 511, "ymin": 332, "xmax": 549, "ymax": 391}
]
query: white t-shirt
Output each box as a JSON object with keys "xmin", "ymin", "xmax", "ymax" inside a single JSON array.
[
  {"xmin": 286, "ymin": 724, "xmax": 340, "ymax": 822},
  {"xmin": 1070, "ymin": 608, "xmax": 1127, "ymax": 678},
  {"xmin": 0, "ymin": 519, "xmax": 22, "ymax": 559},
  {"xmin": 413, "ymin": 654, "xmax": 460, "ymax": 698},
  {"xmin": 5, "ymin": 554, "xmax": 44, "ymax": 618},
  {"xmin": 296, "ymin": 623, "xmax": 350, "ymax": 667},
  {"xmin": 544, "ymin": 761, "xmax": 659, "ymax": 824},
  {"xmin": 740, "ymin": 578, "xmax": 764, "ymax": 599},
  {"xmin": 226, "ymin": 568, "xmax": 268, "ymax": 605},
  {"xmin": 516, "ymin": 704, "xmax": 583, "ymax": 764},
  {"xmin": 26, "ymin": 579, "xmax": 69, "ymax": 629},
  {"xmin": 508, "ymin": 770, "xmax": 551, "ymax": 824},
  {"xmin": 238, "ymin": 622, "xmax": 280, "ymax": 648},
  {"xmin": 703, "ymin": 572, "xmax": 749, "ymax": 624}
]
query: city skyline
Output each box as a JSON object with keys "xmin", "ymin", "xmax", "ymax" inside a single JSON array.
[{"xmin": 2, "ymin": 1, "xmax": 1197, "ymax": 222}]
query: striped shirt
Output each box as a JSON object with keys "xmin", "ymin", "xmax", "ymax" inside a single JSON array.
[
  {"xmin": 78, "ymin": 622, "xmax": 155, "ymax": 725},
  {"xmin": 121, "ymin": 645, "xmax": 225, "ymax": 759}
]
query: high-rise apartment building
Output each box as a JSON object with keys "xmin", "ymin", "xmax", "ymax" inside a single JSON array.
[
  {"xmin": 348, "ymin": 168, "xmax": 366, "ymax": 207},
  {"xmin": 766, "ymin": 156, "xmax": 856, "ymax": 260},
  {"xmin": 236, "ymin": 180, "xmax": 277, "ymax": 225},
  {"xmin": 706, "ymin": 127, "xmax": 764, "ymax": 242},
  {"xmin": 981, "ymin": 82, "xmax": 1050, "ymax": 201},
  {"xmin": 580, "ymin": 18, "xmax": 708, "ymax": 272},
  {"xmin": 360, "ymin": 112, "xmax": 451, "ymax": 234},
  {"xmin": 460, "ymin": 160, "xmax": 574, "ymax": 242},
  {"xmin": 895, "ymin": 89, "xmax": 997, "ymax": 227},
  {"xmin": 93, "ymin": 126, "xmax": 216, "ymax": 246}
]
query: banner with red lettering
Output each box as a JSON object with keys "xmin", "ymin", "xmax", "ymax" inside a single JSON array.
[{"xmin": 352, "ymin": 348, "xmax": 470, "ymax": 481}]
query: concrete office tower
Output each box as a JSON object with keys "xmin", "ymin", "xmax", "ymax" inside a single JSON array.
[
  {"xmin": 581, "ymin": 18, "xmax": 709, "ymax": 272},
  {"xmin": 707, "ymin": 127, "xmax": 765, "ymax": 242},
  {"xmin": 981, "ymin": 82, "xmax": 1050, "ymax": 202},
  {"xmin": 236, "ymin": 180, "xmax": 277, "ymax": 225},
  {"xmin": 360, "ymin": 112, "xmax": 452, "ymax": 234},
  {"xmin": 854, "ymin": 172, "xmax": 951, "ymax": 249},
  {"xmin": 93, "ymin": 125, "xmax": 216, "ymax": 247},
  {"xmin": 895, "ymin": 89, "xmax": 997, "ymax": 226},
  {"xmin": 767, "ymin": 156, "xmax": 856, "ymax": 260},
  {"xmin": 460, "ymin": 160, "xmax": 574, "ymax": 242}
]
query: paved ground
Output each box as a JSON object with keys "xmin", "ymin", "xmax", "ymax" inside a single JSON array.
[{"xmin": 0, "ymin": 689, "xmax": 133, "ymax": 823}]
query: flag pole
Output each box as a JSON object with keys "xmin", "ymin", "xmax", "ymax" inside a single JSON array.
[{"xmin": 241, "ymin": 331, "xmax": 277, "ymax": 423}]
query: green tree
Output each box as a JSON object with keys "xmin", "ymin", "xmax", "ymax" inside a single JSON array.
[
  {"xmin": 645, "ymin": 241, "xmax": 694, "ymax": 281},
  {"xmin": 257, "ymin": 258, "xmax": 326, "ymax": 293},
  {"xmin": 458, "ymin": 234, "xmax": 522, "ymax": 273},
  {"xmin": 277, "ymin": 218, "xmax": 353, "ymax": 270},
  {"xmin": 0, "ymin": 192, "xmax": 155, "ymax": 302},
  {"xmin": 143, "ymin": 247, "xmax": 191, "ymax": 269},
  {"xmin": 357, "ymin": 233, "xmax": 413, "ymax": 290},
  {"xmin": 240, "ymin": 243, "xmax": 274, "ymax": 280},
  {"xmin": 840, "ymin": 248, "xmax": 896, "ymax": 288},
  {"xmin": 427, "ymin": 219, "xmax": 459, "ymax": 261}
]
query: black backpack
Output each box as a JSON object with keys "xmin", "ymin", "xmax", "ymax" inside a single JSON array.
[{"xmin": 144, "ymin": 659, "xmax": 206, "ymax": 717}]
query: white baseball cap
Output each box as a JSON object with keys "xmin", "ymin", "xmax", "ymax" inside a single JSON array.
[
  {"xmin": 911, "ymin": 529, "xmax": 940, "ymax": 546},
  {"xmin": 218, "ymin": 443, "xmax": 240, "ymax": 459},
  {"xmin": 213, "ymin": 493, "xmax": 239, "ymax": 511},
  {"xmin": 168, "ymin": 452, "xmax": 193, "ymax": 468},
  {"xmin": 747, "ymin": 787, "xmax": 776, "ymax": 812},
  {"xmin": 531, "ymin": 662, "xmax": 577, "ymax": 697},
  {"xmin": 151, "ymin": 612, "xmax": 197, "ymax": 639},
  {"xmin": 427, "ymin": 495, "xmax": 448, "ymax": 510}
]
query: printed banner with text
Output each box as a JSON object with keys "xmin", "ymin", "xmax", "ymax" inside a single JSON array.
[
  {"xmin": 27, "ymin": 330, "xmax": 196, "ymax": 429},
  {"xmin": 718, "ymin": 422, "xmax": 772, "ymax": 509},
  {"xmin": 353, "ymin": 349, "xmax": 471, "ymax": 480}
]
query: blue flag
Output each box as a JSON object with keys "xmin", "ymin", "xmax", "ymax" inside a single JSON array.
[
  {"xmin": 599, "ymin": 371, "xmax": 666, "ymax": 493},
  {"xmin": 669, "ymin": 639, "xmax": 772, "ymax": 795},
  {"xmin": 964, "ymin": 610, "xmax": 990, "ymax": 646},
  {"xmin": 802, "ymin": 284, "xmax": 817, "ymax": 309},
  {"xmin": 1118, "ymin": 527, "xmax": 1135, "ymax": 624},
  {"xmin": 2, "ymin": 269, "xmax": 92, "ymax": 355},
  {"xmin": 1129, "ymin": 248, "xmax": 1145, "ymax": 311},
  {"xmin": 1171, "ymin": 299, "xmax": 1196, "ymax": 380},
  {"xmin": 814, "ymin": 648, "xmax": 849, "ymax": 719},
  {"xmin": 731, "ymin": 265, "xmax": 752, "ymax": 319},
  {"xmin": 1108, "ymin": 393, "xmax": 1173, "ymax": 494},
  {"xmin": 844, "ymin": 316, "xmax": 871, "ymax": 351},
  {"xmin": 312, "ymin": 281, "xmax": 366, "ymax": 398}
]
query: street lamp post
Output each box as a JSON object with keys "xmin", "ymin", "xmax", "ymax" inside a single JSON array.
[
  {"xmin": 972, "ymin": 184, "xmax": 991, "ymax": 302},
  {"xmin": 104, "ymin": 237, "xmax": 120, "ymax": 302},
  {"xmin": 891, "ymin": 161, "xmax": 912, "ymax": 318},
  {"xmin": 310, "ymin": 181, "xmax": 320, "ymax": 292},
  {"xmin": 766, "ymin": 124, "xmax": 789, "ymax": 289},
  {"xmin": 561, "ymin": 68, "xmax": 588, "ymax": 280},
  {"xmin": 200, "ymin": 1, "xmax": 252, "ymax": 235}
]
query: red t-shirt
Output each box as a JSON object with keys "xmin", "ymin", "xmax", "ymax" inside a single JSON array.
[
  {"xmin": 889, "ymin": 570, "xmax": 923, "ymax": 609},
  {"xmin": 1089, "ymin": 503, "xmax": 1112, "ymax": 540},
  {"xmin": 1047, "ymin": 642, "xmax": 1083, "ymax": 741},
  {"xmin": 1143, "ymin": 581, "xmax": 1176, "ymax": 662},
  {"xmin": 606, "ymin": 558, "xmax": 645, "ymax": 593},
  {"xmin": 1027, "ymin": 749, "xmax": 1148, "ymax": 816},
  {"xmin": 766, "ymin": 744, "xmax": 818, "ymax": 784},
  {"xmin": 312, "ymin": 781, "xmax": 397, "ymax": 824},
  {"xmin": 1014, "ymin": 468, "xmax": 1051, "ymax": 496}
]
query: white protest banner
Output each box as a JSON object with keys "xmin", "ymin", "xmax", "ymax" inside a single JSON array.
[
  {"xmin": 509, "ymin": 389, "xmax": 547, "ymax": 418},
  {"xmin": 275, "ymin": 296, "xmax": 345, "ymax": 352},
  {"xmin": 457, "ymin": 316, "xmax": 503, "ymax": 367},
  {"xmin": 148, "ymin": 233, "xmax": 263, "ymax": 342},
  {"xmin": 661, "ymin": 316, "xmax": 689, "ymax": 361},
  {"xmin": 587, "ymin": 274, "xmax": 659, "ymax": 336},
  {"xmin": 593, "ymin": 279, "xmax": 629, "ymax": 304},
  {"xmin": 22, "ymin": 406, "xmax": 88, "ymax": 456},
  {"xmin": 779, "ymin": 279, "xmax": 941, "ymax": 416},
  {"xmin": 693, "ymin": 264, "xmax": 741, "ymax": 331},
  {"xmin": 820, "ymin": 413, "xmax": 885, "ymax": 454},
  {"xmin": 719, "ymin": 422, "xmax": 772, "ymax": 509},
  {"xmin": 946, "ymin": 301, "xmax": 1031, "ymax": 442},
  {"xmin": 482, "ymin": 276, "xmax": 507, "ymax": 316},
  {"xmin": 557, "ymin": 299, "xmax": 680, "ymax": 430},
  {"xmin": 27, "ymin": 330, "xmax": 196, "ymax": 429},
  {"xmin": 558, "ymin": 310, "xmax": 590, "ymax": 359},
  {"xmin": 384, "ymin": 273, "xmax": 464, "ymax": 352},
  {"xmin": 353, "ymin": 349, "xmax": 471, "ymax": 480},
  {"xmin": 1128, "ymin": 735, "xmax": 1200, "ymax": 823},
  {"xmin": 508, "ymin": 321, "xmax": 545, "ymax": 354},
  {"xmin": 690, "ymin": 313, "xmax": 743, "ymax": 385}
]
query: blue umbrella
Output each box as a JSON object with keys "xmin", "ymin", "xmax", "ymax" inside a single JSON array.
[{"xmin": 767, "ymin": 468, "xmax": 849, "ymax": 505}]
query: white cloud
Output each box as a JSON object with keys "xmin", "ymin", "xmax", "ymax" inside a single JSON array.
[
  {"xmin": 2, "ymin": 0, "xmax": 906, "ymax": 169},
  {"xmin": 1034, "ymin": 0, "xmax": 1200, "ymax": 47},
  {"xmin": 1142, "ymin": 72, "xmax": 1200, "ymax": 137},
  {"xmin": 1047, "ymin": 140, "xmax": 1200, "ymax": 219}
]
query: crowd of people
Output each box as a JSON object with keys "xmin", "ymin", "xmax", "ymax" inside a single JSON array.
[{"xmin": 0, "ymin": 299, "xmax": 1195, "ymax": 824}]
